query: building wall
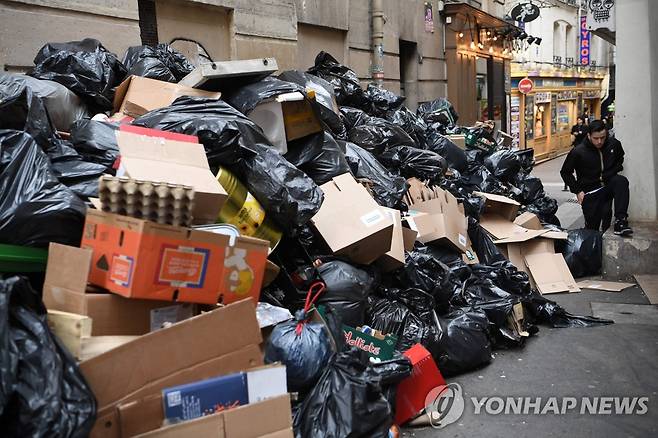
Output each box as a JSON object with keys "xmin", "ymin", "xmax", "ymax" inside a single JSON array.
[{"xmin": 0, "ymin": 0, "xmax": 141, "ymax": 71}]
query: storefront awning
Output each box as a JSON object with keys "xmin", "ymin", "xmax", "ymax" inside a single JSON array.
[{"xmin": 443, "ymin": 2, "xmax": 523, "ymax": 33}]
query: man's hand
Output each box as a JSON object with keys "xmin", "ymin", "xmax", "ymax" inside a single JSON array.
[{"xmin": 577, "ymin": 191, "xmax": 585, "ymax": 205}]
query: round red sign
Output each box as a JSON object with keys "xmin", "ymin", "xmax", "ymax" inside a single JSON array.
[{"xmin": 518, "ymin": 78, "xmax": 534, "ymax": 94}]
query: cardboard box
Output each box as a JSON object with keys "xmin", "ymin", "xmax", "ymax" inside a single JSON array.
[
  {"xmin": 343, "ymin": 326, "xmax": 397, "ymax": 360},
  {"xmin": 115, "ymin": 130, "xmax": 227, "ymax": 224},
  {"xmin": 376, "ymin": 207, "xmax": 415, "ymax": 272},
  {"xmin": 81, "ymin": 299, "xmax": 264, "ymax": 438},
  {"xmin": 475, "ymin": 191, "xmax": 521, "ymax": 222},
  {"xmin": 447, "ymin": 134, "xmax": 466, "ymax": 150},
  {"xmin": 113, "ymin": 76, "xmax": 221, "ymax": 118},
  {"xmin": 248, "ymin": 91, "xmax": 323, "ymax": 153},
  {"xmin": 395, "ymin": 344, "xmax": 446, "ymax": 425},
  {"xmin": 404, "ymin": 188, "xmax": 469, "ymax": 253},
  {"xmin": 311, "ymin": 173, "xmax": 394, "ymax": 265},
  {"xmin": 132, "ymin": 395, "xmax": 293, "ymax": 438},
  {"xmin": 43, "ymin": 243, "xmax": 174, "ymax": 336}
]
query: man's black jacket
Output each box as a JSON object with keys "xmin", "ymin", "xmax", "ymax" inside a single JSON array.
[{"xmin": 560, "ymin": 136, "xmax": 625, "ymax": 194}]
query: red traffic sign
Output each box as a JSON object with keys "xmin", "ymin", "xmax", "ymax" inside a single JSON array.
[{"xmin": 518, "ymin": 78, "xmax": 534, "ymax": 94}]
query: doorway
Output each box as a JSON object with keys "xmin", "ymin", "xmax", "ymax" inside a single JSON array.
[{"xmin": 399, "ymin": 40, "xmax": 419, "ymax": 110}]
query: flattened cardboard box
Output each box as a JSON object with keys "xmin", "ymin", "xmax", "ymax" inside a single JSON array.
[
  {"xmin": 82, "ymin": 299, "xmax": 263, "ymax": 438},
  {"xmin": 43, "ymin": 243, "xmax": 173, "ymax": 336},
  {"xmin": 132, "ymin": 395, "xmax": 293, "ymax": 438},
  {"xmin": 113, "ymin": 75, "xmax": 221, "ymax": 118},
  {"xmin": 115, "ymin": 130, "xmax": 227, "ymax": 224},
  {"xmin": 312, "ymin": 173, "xmax": 394, "ymax": 265}
]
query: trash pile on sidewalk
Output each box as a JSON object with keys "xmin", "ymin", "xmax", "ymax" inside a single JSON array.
[{"xmin": 0, "ymin": 41, "xmax": 612, "ymax": 437}]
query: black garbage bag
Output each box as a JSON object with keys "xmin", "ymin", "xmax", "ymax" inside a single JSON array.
[
  {"xmin": 426, "ymin": 131, "xmax": 467, "ymax": 173},
  {"xmin": 370, "ymin": 353, "xmax": 414, "ymax": 415},
  {"xmin": 340, "ymin": 106, "xmax": 371, "ymax": 131},
  {"xmin": 348, "ymin": 116, "xmax": 416, "ymax": 156},
  {"xmin": 122, "ymin": 43, "xmax": 193, "ymax": 82},
  {"xmin": 467, "ymin": 217, "xmax": 506, "ymax": 265},
  {"xmin": 379, "ymin": 145, "xmax": 448, "ymax": 182},
  {"xmin": 69, "ymin": 119, "xmax": 120, "ymax": 170},
  {"xmin": 484, "ymin": 149, "xmax": 521, "ymax": 182},
  {"xmin": 0, "ymin": 130, "xmax": 86, "ymax": 247},
  {"xmin": 526, "ymin": 195, "xmax": 559, "ymax": 223},
  {"xmin": 285, "ymin": 132, "xmax": 352, "ymax": 185},
  {"xmin": 516, "ymin": 148, "xmax": 535, "ymax": 173},
  {"xmin": 0, "ymin": 276, "xmax": 96, "ymax": 436},
  {"xmin": 525, "ymin": 293, "xmax": 613, "ymax": 328},
  {"xmin": 386, "ymin": 106, "xmax": 427, "ymax": 148},
  {"xmin": 307, "ymin": 51, "xmax": 370, "ymax": 109},
  {"xmin": 49, "ymin": 154, "xmax": 108, "ymax": 199},
  {"xmin": 364, "ymin": 84, "xmax": 405, "ymax": 117},
  {"xmin": 133, "ymin": 96, "xmax": 323, "ymax": 232},
  {"xmin": 559, "ymin": 229, "xmax": 603, "ymax": 278},
  {"xmin": 394, "ymin": 250, "xmax": 456, "ymax": 314},
  {"xmin": 514, "ymin": 174, "xmax": 545, "ymax": 204},
  {"xmin": 316, "ymin": 260, "xmax": 377, "ymax": 327},
  {"xmin": 293, "ymin": 349, "xmax": 395, "ymax": 438},
  {"xmin": 264, "ymin": 287, "xmax": 334, "ymax": 393},
  {"xmin": 435, "ymin": 308, "xmax": 493, "ymax": 376},
  {"xmin": 465, "ymin": 148, "xmax": 486, "ymax": 170},
  {"xmin": 343, "ymin": 141, "xmax": 408, "ymax": 208},
  {"xmin": 29, "ymin": 38, "xmax": 127, "ymax": 112},
  {"xmin": 0, "ymin": 72, "xmax": 89, "ymax": 131},
  {"xmin": 223, "ymin": 76, "xmax": 303, "ymax": 115},
  {"xmin": 367, "ymin": 288, "xmax": 442, "ymax": 358},
  {"xmin": 417, "ymin": 98, "xmax": 458, "ymax": 126},
  {"xmin": 279, "ymin": 70, "xmax": 347, "ymax": 139}
]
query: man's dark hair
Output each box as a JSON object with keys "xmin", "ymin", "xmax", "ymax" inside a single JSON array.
[{"xmin": 588, "ymin": 119, "xmax": 607, "ymax": 134}]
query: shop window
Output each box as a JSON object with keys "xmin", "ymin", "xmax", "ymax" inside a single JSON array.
[{"xmin": 534, "ymin": 103, "xmax": 550, "ymax": 138}]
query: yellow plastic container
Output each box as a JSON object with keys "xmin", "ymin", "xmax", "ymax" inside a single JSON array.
[{"xmin": 216, "ymin": 167, "xmax": 282, "ymax": 249}]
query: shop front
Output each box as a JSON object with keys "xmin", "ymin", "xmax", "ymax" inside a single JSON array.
[{"xmin": 511, "ymin": 75, "xmax": 603, "ymax": 159}]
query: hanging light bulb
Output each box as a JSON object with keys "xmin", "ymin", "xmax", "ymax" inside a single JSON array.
[
  {"xmin": 493, "ymin": 35, "xmax": 498, "ymax": 41},
  {"xmin": 486, "ymin": 30, "xmax": 491, "ymax": 36},
  {"xmin": 478, "ymin": 42, "xmax": 484, "ymax": 49},
  {"xmin": 459, "ymin": 32, "xmax": 464, "ymax": 38},
  {"xmin": 470, "ymin": 41, "xmax": 476, "ymax": 49}
]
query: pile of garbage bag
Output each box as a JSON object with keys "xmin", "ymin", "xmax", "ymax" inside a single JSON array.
[{"xmin": 0, "ymin": 40, "xmax": 614, "ymax": 435}]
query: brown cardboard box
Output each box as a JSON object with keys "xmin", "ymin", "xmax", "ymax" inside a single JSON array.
[
  {"xmin": 376, "ymin": 208, "xmax": 408, "ymax": 272},
  {"xmin": 113, "ymin": 76, "xmax": 221, "ymax": 118},
  {"xmin": 404, "ymin": 189, "xmax": 469, "ymax": 253},
  {"xmin": 132, "ymin": 395, "xmax": 293, "ymax": 438},
  {"xmin": 115, "ymin": 130, "xmax": 227, "ymax": 224},
  {"xmin": 312, "ymin": 173, "xmax": 394, "ymax": 265},
  {"xmin": 447, "ymin": 134, "xmax": 466, "ymax": 149},
  {"xmin": 82, "ymin": 299, "xmax": 263, "ymax": 438},
  {"xmin": 475, "ymin": 191, "xmax": 521, "ymax": 222},
  {"xmin": 43, "ymin": 243, "xmax": 173, "ymax": 336}
]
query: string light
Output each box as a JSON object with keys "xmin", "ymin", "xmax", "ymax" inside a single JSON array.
[
  {"xmin": 493, "ymin": 36, "xmax": 498, "ymax": 41},
  {"xmin": 489, "ymin": 47, "xmax": 494, "ymax": 54},
  {"xmin": 459, "ymin": 32, "xmax": 464, "ymax": 38},
  {"xmin": 478, "ymin": 42, "xmax": 484, "ymax": 49},
  {"xmin": 470, "ymin": 41, "xmax": 476, "ymax": 49}
]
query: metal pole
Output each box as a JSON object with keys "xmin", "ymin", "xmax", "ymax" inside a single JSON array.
[{"xmin": 371, "ymin": 0, "xmax": 385, "ymax": 86}]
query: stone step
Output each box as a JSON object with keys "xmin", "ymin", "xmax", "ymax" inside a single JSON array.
[{"xmin": 602, "ymin": 221, "xmax": 658, "ymax": 280}]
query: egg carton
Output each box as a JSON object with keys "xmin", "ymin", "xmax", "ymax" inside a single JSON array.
[{"xmin": 99, "ymin": 176, "xmax": 195, "ymax": 227}]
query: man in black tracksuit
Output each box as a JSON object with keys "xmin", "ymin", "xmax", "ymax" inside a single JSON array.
[{"xmin": 560, "ymin": 120, "xmax": 633, "ymax": 236}]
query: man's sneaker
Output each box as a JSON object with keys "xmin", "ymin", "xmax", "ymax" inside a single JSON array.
[{"xmin": 614, "ymin": 219, "xmax": 633, "ymax": 236}]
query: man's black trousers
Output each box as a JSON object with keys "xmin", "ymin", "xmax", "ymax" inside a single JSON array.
[{"xmin": 581, "ymin": 174, "xmax": 630, "ymax": 231}]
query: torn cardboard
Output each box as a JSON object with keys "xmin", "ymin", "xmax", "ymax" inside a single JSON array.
[
  {"xmin": 113, "ymin": 76, "xmax": 221, "ymax": 118},
  {"xmin": 43, "ymin": 243, "xmax": 173, "ymax": 336},
  {"xmin": 376, "ymin": 207, "xmax": 407, "ymax": 272},
  {"xmin": 312, "ymin": 173, "xmax": 394, "ymax": 265},
  {"xmin": 115, "ymin": 130, "xmax": 227, "ymax": 224}
]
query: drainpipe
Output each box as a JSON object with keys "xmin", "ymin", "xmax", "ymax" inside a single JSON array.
[{"xmin": 372, "ymin": 0, "xmax": 385, "ymax": 86}]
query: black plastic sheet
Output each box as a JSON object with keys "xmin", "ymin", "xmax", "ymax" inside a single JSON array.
[
  {"xmin": 29, "ymin": 38, "xmax": 127, "ymax": 112},
  {"xmin": 0, "ymin": 276, "xmax": 96, "ymax": 436},
  {"xmin": 316, "ymin": 260, "xmax": 377, "ymax": 327},
  {"xmin": 307, "ymin": 51, "xmax": 370, "ymax": 110},
  {"xmin": 122, "ymin": 43, "xmax": 193, "ymax": 82},
  {"xmin": 0, "ymin": 130, "xmax": 86, "ymax": 247},
  {"xmin": 293, "ymin": 349, "xmax": 396, "ymax": 438},
  {"xmin": 285, "ymin": 132, "xmax": 352, "ymax": 186},
  {"xmin": 133, "ymin": 96, "xmax": 324, "ymax": 232},
  {"xmin": 264, "ymin": 309, "xmax": 334, "ymax": 393},
  {"xmin": 379, "ymin": 145, "xmax": 447, "ymax": 182},
  {"xmin": 343, "ymin": 141, "xmax": 408, "ymax": 208},
  {"xmin": 560, "ymin": 229, "xmax": 603, "ymax": 278},
  {"xmin": 348, "ymin": 116, "xmax": 415, "ymax": 156},
  {"xmin": 426, "ymin": 131, "xmax": 467, "ymax": 173}
]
